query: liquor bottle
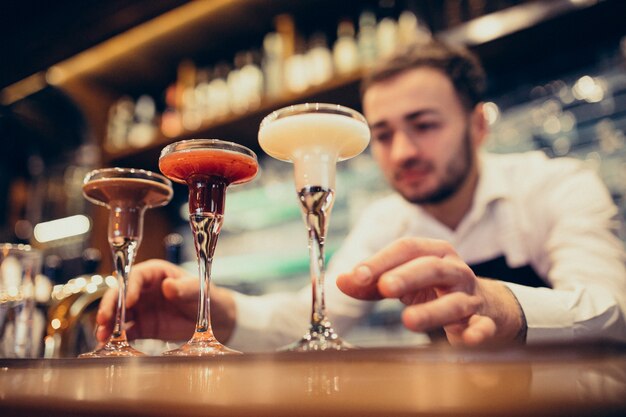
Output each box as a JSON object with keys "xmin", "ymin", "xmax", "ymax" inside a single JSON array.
[
  {"xmin": 161, "ymin": 83, "xmax": 183, "ymax": 138},
  {"xmin": 105, "ymin": 97, "xmax": 134, "ymax": 151},
  {"xmin": 81, "ymin": 247, "xmax": 102, "ymax": 276},
  {"xmin": 164, "ymin": 233, "xmax": 184, "ymax": 265},
  {"xmin": 43, "ymin": 254, "xmax": 64, "ymax": 285},
  {"xmin": 376, "ymin": 16, "xmax": 398, "ymax": 58},
  {"xmin": 239, "ymin": 50, "xmax": 264, "ymax": 110},
  {"xmin": 228, "ymin": 52, "xmax": 246, "ymax": 114},
  {"xmin": 178, "ymin": 60, "xmax": 202, "ymax": 131},
  {"xmin": 285, "ymin": 36, "xmax": 309, "ymax": 93},
  {"xmin": 358, "ymin": 10, "xmax": 378, "ymax": 68},
  {"xmin": 128, "ymin": 95, "xmax": 157, "ymax": 148},
  {"xmin": 306, "ymin": 32, "xmax": 334, "ymax": 86},
  {"xmin": 194, "ymin": 68, "xmax": 211, "ymax": 122},
  {"xmin": 397, "ymin": 10, "xmax": 431, "ymax": 46},
  {"xmin": 333, "ymin": 19, "xmax": 360, "ymax": 75},
  {"xmin": 262, "ymin": 32, "xmax": 285, "ymax": 99},
  {"xmin": 208, "ymin": 62, "xmax": 231, "ymax": 119}
]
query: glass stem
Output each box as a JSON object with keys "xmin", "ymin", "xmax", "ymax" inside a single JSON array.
[
  {"xmin": 309, "ymin": 219, "xmax": 326, "ymax": 330},
  {"xmin": 110, "ymin": 239, "xmax": 139, "ymax": 341},
  {"xmin": 189, "ymin": 213, "xmax": 223, "ymax": 336},
  {"xmin": 299, "ymin": 186, "xmax": 335, "ymax": 332}
]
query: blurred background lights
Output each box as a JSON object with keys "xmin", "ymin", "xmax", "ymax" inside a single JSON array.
[
  {"xmin": 483, "ymin": 102, "xmax": 500, "ymax": 125},
  {"xmin": 465, "ymin": 15, "xmax": 506, "ymax": 44},
  {"xmin": 33, "ymin": 215, "xmax": 91, "ymax": 243},
  {"xmin": 573, "ymin": 75, "xmax": 605, "ymax": 103}
]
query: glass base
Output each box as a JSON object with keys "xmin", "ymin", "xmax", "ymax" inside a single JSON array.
[
  {"xmin": 281, "ymin": 324, "xmax": 354, "ymax": 352},
  {"xmin": 78, "ymin": 338, "xmax": 145, "ymax": 358},
  {"xmin": 162, "ymin": 332, "xmax": 242, "ymax": 357}
]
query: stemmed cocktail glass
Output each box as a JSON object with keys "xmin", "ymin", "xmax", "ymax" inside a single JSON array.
[
  {"xmin": 80, "ymin": 168, "xmax": 173, "ymax": 357},
  {"xmin": 258, "ymin": 103, "xmax": 370, "ymax": 351},
  {"xmin": 159, "ymin": 139, "xmax": 258, "ymax": 356}
]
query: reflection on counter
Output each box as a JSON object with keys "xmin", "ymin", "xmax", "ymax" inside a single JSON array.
[{"xmin": 1, "ymin": 344, "xmax": 625, "ymax": 417}]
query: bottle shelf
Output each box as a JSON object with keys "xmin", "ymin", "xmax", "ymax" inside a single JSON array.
[{"xmin": 105, "ymin": 71, "xmax": 363, "ymax": 169}]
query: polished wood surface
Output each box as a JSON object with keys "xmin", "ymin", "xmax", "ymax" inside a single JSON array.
[{"xmin": 1, "ymin": 342, "xmax": 625, "ymax": 417}]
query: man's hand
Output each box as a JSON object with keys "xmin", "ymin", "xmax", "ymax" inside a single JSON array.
[
  {"xmin": 95, "ymin": 259, "xmax": 237, "ymax": 343},
  {"xmin": 336, "ymin": 238, "xmax": 524, "ymax": 346}
]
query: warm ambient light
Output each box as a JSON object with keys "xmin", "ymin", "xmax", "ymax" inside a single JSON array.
[
  {"xmin": 46, "ymin": 0, "xmax": 235, "ymax": 86},
  {"xmin": 1, "ymin": 0, "xmax": 236, "ymax": 104},
  {"xmin": 440, "ymin": 0, "xmax": 595, "ymax": 46},
  {"xmin": 33, "ymin": 215, "xmax": 91, "ymax": 243}
]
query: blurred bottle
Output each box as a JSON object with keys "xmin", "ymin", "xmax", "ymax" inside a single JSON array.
[
  {"xmin": 81, "ymin": 247, "xmax": 102, "ymax": 276},
  {"xmin": 105, "ymin": 96, "xmax": 134, "ymax": 151},
  {"xmin": 397, "ymin": 10, "xmax": 431, "ymax": 46},
  {"xmin": 240, "ymin": 50, "xmax": 264, "ymax": 110},
  {"xmin": 444, "ymin": 0, "xmax": 464, "ymax": 28},
  {"xmin": 164, "ymin": 233, "xmax": 184, "ymax": 265},
  {"xmin": 285, "ymin": 36, "xmax": 310, "ymax": 93},
  {"xmin": 208, "ymin": 62, "xmax": 231, "ymax": 120},
  {"xmin": 358, "ymin": 11, "xmax": 378, "ymax": 68},
  {"xmin": 333, "ymin": 19, "xmax": 360, "ymax": 75},
  {"xmin": 194, "ymin": 68, "xmax": 212, "ymax": 122},
  {"xmin": 161, "ymin": 83, "xmax": 183, "ymax": 138},
  {"xmin": 228, "ymin": 52, "xmax": 247, "ymax": 114},
  {"xmin": 128, "ymin": 95, "xmax": 157, "ymax": 148},
  {"xmin": 263, "ymin": 32, "xmax": 285, "ymax": 99},
  {"xmin": 376, "ymin": 11, "xmax": 398, "ymax": 58},
  {"xmin": 43, "ymin": 254, "xmax": 64, "ymax": 285},
  {"xmin": 306, "ymin": 32, "xmax": 334, "ymax": 86},
  {"xmin": 178, "ymin": 60, "xmax": 203, "ymax": 131},
  {"xmin": 275, "ymin": 14, "xmax": 296, "ymax": 63}
]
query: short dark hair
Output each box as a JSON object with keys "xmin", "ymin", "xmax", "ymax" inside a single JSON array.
[{"xmin": 361, "ymin": 40, "xmax": 486, "ymax": 111}]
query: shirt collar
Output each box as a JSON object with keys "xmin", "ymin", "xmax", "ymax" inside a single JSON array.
[
  {"xmin": 473, "ymin": 151, "xmax": 514, "ymax": 208},
  {"xmin": 397, "ymin": 151, "xmax": 513, "ymax": 235}
]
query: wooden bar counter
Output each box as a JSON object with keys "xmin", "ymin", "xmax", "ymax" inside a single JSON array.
[{"xmin": 1, "ymin": 342, "xmax": 625, "ymax": 417}]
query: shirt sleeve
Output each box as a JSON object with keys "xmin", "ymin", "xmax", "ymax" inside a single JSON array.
[
  {"xmin": 506, "ymin": 160, "xmax": 626, "ymax": 343},
  {"xmin": 228, "ymin": 200, "xmax": 389, "ymax": 351}
]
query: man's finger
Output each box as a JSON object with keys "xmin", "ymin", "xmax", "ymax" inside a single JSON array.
[
  {"xmin": 96, "ymin": 287, "xmax": 118, "ymax": 326},
  {"xmin": 401, "ymin": 292, "xmax": 482, "ymax": 332},
  {"xmin": 461, "ymin": 315, "xmax": 497, "ymax": 346},
  {"xmin": 377, "ymin": 255, "xmax": 473, "ymax": 298},
  {"xmin": 336, "ymin": 265, "xmax": 383, "ymax": 300},
  {"xmin": 162, "ymin": 276, "xmax": 199, "ymax": 302},
  {"xmin": 363, "ymin": 238, "xmax": 456, "ymax": 280},
  {"xmin": 337, "ymin": 238, "xmax": 457, "ymax": 300}
]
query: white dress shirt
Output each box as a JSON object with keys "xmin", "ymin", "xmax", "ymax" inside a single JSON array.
[{"xmin": 229, "ymin": 151, "xmax": 626, "ymax": 351}]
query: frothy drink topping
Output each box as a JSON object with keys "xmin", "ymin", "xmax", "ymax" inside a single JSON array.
[
  {"xmin": 259, "ymin": 113, "xmax": 370, "ymax": 189},
  {"xmin": 258, "ymin": 113, "xmax": 370, "ymax": 162}
]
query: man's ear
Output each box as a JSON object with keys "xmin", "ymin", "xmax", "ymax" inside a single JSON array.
[{"xmin": 470, "ymin": 103, "xmax": 489, "ymax": 147}]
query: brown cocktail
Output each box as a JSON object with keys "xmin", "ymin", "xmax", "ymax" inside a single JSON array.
[{"xmin": 80, "ymin": 168, "xmax": 173, "ymax": 358}]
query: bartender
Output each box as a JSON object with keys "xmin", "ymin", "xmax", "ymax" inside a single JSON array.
[{"xmin": 95, "ymin": 39, "xmax": 626, "ymax": 350}]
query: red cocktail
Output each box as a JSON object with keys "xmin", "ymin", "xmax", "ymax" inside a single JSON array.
[{"xmin": 159, "ymin": 139, "xmax": 258, "ymax": 356}]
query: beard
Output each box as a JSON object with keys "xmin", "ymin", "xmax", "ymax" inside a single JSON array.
[{"xmin": 398, "ymin": 129, "xmax": 473, "ymax": 205}]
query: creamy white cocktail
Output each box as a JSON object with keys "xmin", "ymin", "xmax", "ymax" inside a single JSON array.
[{"xmin": 259, "ymin": 103, "xmax": 370, "ymax": 351}]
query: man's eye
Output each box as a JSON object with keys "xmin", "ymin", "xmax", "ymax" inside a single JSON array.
[
  {"xmin": 413, "ymin": 122, "xmax": 439, "ymax": 132},
  {"xmin": 372, "ymin": 131, "xmax": 392, "ymax": 143}
]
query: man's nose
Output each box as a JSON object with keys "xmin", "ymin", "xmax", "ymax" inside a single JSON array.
[{"xmin": 390, "ymin": 129, "xmax": 420, "ymax": 163}]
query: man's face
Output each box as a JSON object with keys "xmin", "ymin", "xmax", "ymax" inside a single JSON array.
[{"xmin": 363, "ymin": 67, "xmax": 481, "ymax": 205}]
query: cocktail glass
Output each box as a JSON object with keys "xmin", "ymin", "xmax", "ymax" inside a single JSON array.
[
  {"xmin": 80, "ymin": 167, "xmax": 173, "ymax": 357},
  {"xmin": 159, "ymin": 139, "xmax": 258, "ymax": 356},
  {"xmin": 258, "ymin": 103, "xmax": 370, "ymax": 351}
]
